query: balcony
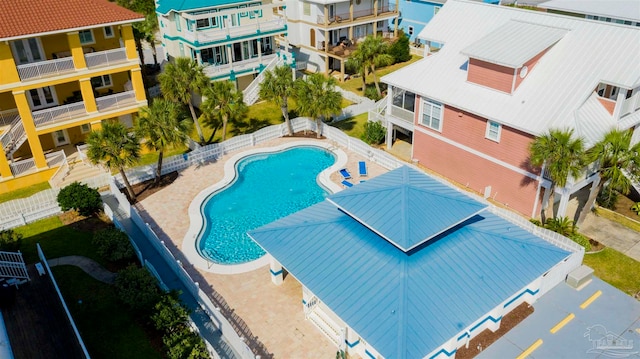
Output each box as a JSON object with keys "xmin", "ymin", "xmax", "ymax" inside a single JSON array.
[
  {"xmin": 389, "ymin": 105, "xmax": 414, "ymax": 123},
  {"xmin": 184, "ymin": 19, "xmax": 286, "ymax": 45},
  {"xmin": 85, "ymin": 48, "xmax": 129, "ymax": 69},
  {"xmin": 316, "ymin": 4, "xmax": 397, "ymax": 26},
  {"xmin": 203, "ymin": 53, "xmax": 277, "ymax": 78},
  {"xmin": 32, "ymin": 91, "xmax": 139, "ymax": 129}
]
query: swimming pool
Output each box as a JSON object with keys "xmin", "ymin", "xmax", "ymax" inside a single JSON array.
[{"xmin": 198, "ymin": 146, "xmax": 336, "ymax": 264}]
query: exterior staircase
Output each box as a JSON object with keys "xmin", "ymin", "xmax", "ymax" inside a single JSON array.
[
  {"xmin": 0, "ymin": 110, "xmax": 27, "ymax": 159},
  {"xmin": 242, "ymin": 54, "xmax": 284, "ymax": 106},
  {"xmin": 56, "ymin": 160, "xmax": 108, "ymax": 189}
]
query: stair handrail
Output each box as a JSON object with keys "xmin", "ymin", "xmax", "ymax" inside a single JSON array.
[
  {"xmin": 0, "ymin": 116, "xmax": 27, "ymax": 157},
  {"xmin": 242, "ymin": 55, "xmax": 283, "ymax": 106},
  {"xmin": 48, "ymin": 151, "xmax": 69, "ymax": 188}
]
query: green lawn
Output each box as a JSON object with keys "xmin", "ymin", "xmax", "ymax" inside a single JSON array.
[
  {"xmin": 0, "ymin": 181, "xmax": 51, "ymax": 204},
  {"xmin": 330, "ymin": 113, "xmax": 369, "ymax": 139},
  {"xmin": 137, "ymin": 144, "xmax": 190, "ymax": 168},
  {"xmin": 338, "ymin": 55, "xmax": 422, "ymax": 96},
  {"xmin": 52, "ymin": 266, "xmax": 162, "ymax": 359},
  {"xmin": 583, "ymin": 247, "xmax": 640, "ymax": 297}
]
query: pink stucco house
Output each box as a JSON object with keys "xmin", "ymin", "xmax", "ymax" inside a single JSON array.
[{"xmin": 376, "ymin": 0, "xmax": 640, "ymax": 218}]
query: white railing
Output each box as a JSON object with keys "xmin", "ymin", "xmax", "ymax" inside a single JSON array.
[
  {"xmin": 17, "ymin": 57, "xmax": 76, "ymax": 80},
  {"xmin": 0, "ymin": 116, "xmax": 26, "ymax": 156},
  {"xmin": 0, "ymin": 250, "xmax": 29, "ymax": 280},
  {"xmin": 243, "ymin": 55, "xmax": 282, "ymax": 106},
  {"xmin": 32, "ymin": 102, "xmax": 86, "ymax": 127},
  {"xmin": 190, "ymin": 18, "xmax": 286, "ymax": 44},
  {"xmin": 37, "ymin": 244, "xmax": 92, "ymax": 359},
  {"xmin": 48, "ymin": 150, "xmax": 69, "ymax": 189},
  {"xmin": 9, "ymin": 157, "xmax": 36, "ymax": 177},
  {"xmin": 96, "ymin": 91, "xmax": 137, "ymax": 111},
  {"xmin": 203, "ymin": 54, "xmax": 277, "ymax": 78},
  {"xmin": 389, "ymin": 105, "xmax": 414, "ymax": 123},
  {"xmin": 0, "ymin": 109, "xmax": 19, "ymax": 127},
  {"xmin": 85, "ymin": 48, "xmax": 128, "ymax": 68}
]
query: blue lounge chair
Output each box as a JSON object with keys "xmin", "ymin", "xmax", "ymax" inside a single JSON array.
[
  {"xmin": 339, "ymin": 168, "xmax": 352, "ymax": 180},
  {"xmin": 342, "ymin": 180, "xmax": 354, "ymax": 188},
  {"xmin": 358, "ymin": 161, "xmax": 368, "ymax": 177}
]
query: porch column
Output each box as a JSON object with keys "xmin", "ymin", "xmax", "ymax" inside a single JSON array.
[
  {"xmin": 195, "ymin": 49, "xmax": 202, "ymax": 65},
  {"xmin": 130, "ymin": 68, "xmax": 147, "ymax": 102},
  {"xmin": 67, "ymin": 32, "xmax": 88, "ymax": 70},
  {"xmin": 349, "ymin": 0, "xmax": 354, "ymax": 21},
  {"xmin": 0, "ymin": 146, "xmax": 12, "ymax": 178},
  {"xmin": 226, "ymin": 44, "xmax": 233, "ymax": 69},
  {"xmin": 270, "ymin": 257, "xmax": 283, "ymax": 285},
  {"xmin": 349, "ymin": 26, "xmax": 353, "ymax": 41},
  {"xmin": 13, "ymin": 91, "xmax": 47, "ymax": 168},
  {"xmin": 324, "ymin": 5, "xmax": 329, "ymax": 26},
  {"xmin": 90, "ymin": 120, "xmax": 102, "ymax": 131},
  {"xmin": 0, "ymin": 42, "xmax": 19, "ymax": 85},
  {"xmin": 386, "ymin": 89, "xmax": 394, "ymax": 149},
  {"xmin": 394, "ymin": 0, "xmax": 399, "ymax": 36},
  {"xmin": 340, "ymin": 59, "xmax": 345, "ymax": 82},
  {"xmin": 374, "ymin": 0, "xmax": 378, "ymax": 16},
  {"xmin": 79, "ymin": 78, "xmax": 97, "ymax": 113},
  {"xmin": 557, "ymin": 187, "xmax": 571, "ymax": 218},
  {"xmin": 121, "ymin": 24, "xmax": 138, "ymax": 61},
  {"xmin": 257, "ymin": 38, "xmax": 263, "ymax": 63}
]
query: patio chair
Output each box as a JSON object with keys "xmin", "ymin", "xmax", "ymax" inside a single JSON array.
[
  {"xmin": 358, "ymin": 161, "xmax": 368, "ymax": 177},
  {"xmin": 339, "ymin": 168, "xmax": 352, "ymax": 180},
  {"xmin": 342, "ymin": 180, "xmax": 354, "ymax": 188}
]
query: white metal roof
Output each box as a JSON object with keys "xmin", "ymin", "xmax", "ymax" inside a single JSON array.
[
  {"xmin": 461, "ymin": 20, "xmax": 568, "ymax": 68},
  {"xmin": 382, "ymin": 0, "xmax": 640, "ymax": 144},
  {"xmin": 539, "ymin": 0, "xmax": 640, "ymax": 23}
]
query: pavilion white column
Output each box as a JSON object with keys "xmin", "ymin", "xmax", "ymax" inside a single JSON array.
[
  {"xmin": 270, "ymin": 256, "xmax": 283, "ymax": 285},
  {"xmin": 557, "ymin": 187, "xmax": 571, "ymax": 218},
  {"xmin": 386, "ymin": 88, "xmax": 394, "ymax": 150}
]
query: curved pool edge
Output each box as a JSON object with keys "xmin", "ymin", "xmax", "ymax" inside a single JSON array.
[{"xmin": 182, "ymin": 140, "xmax": 348, "ymax": 275}]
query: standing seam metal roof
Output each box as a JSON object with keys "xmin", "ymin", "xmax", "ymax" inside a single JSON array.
[
  {"xmin": 249, "ymin": 166, "xmax": 570, "ymax": 358},
  {"xmin": 156, "ymin": 0, "xmax": 251, "ymax": 15}
]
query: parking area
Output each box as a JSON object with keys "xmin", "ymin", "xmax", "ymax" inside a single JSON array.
[{"xmin": 478, "ymin": 277, "xmax": 640, "ymax": 358}]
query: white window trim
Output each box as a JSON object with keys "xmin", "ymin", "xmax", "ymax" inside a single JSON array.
[
  {"xmin": 485, "ymin": 121, "xmax": 502, "ymax": 142},
  {"xmin": 420, "ymin": 99, "xmax": 443, "ymax": 132},
  {"xmin": 81, "ymin": 123, "xmax": 91, "ymax": 133},
  {"xmin": 103, "ymin": 26, "xmax": 114, "ymax": 39},
  {"xmin": 91, "ymin": 74, "xmax": 113, "ymax": 89},
  {"xmin": 79, "ymin": 29, "xmax": 95, "ymax": 45}
]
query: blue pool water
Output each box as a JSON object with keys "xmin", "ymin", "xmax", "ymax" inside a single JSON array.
[{"xmin": 198, "ymin": 146, "xmax": 336, "ymax": 264}]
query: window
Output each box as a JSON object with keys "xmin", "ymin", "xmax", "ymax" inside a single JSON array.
[
  {"xmin": 408, "ymin": 26, "xmax": 414, "ymax": 36},
  {"xmin": 91, "ymin": 74, "xmax": 112, "ymax": 89},
  {"xmin": 392, "ymin": 89, "xmax": 415, "ymax": 112},
  {"xmin": 103, "ymin": 26, "xmax": 114, "ymax": 38},
  {"xmin": 196, "ymin": 18, "xmax": 210, "ymax": 28},
  {"xmin": 175, "ymin": 13, "xmax": 182, "ymax": 31},
  {"xmin": 81, "ymin": 123, "xmax": 91, "ymax": 133},
  {"xmin": 485, "ymin": 121, "xmax": 501, "ymax": 142},
  {"xmin": 421, "ymin": 100, "xmax": 442, "ymax": 131},
  {"xmin": 303, "ymin": 3, "xmax": 311, "ymax": 16},
  {"xmin": 78, "ymin": 30, "xmax": 94, "ymax": 45}
]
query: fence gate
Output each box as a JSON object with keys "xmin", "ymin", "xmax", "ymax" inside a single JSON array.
[{"xmin": 0, "ymin": 250, "xmax": 30, "ymax": 281}]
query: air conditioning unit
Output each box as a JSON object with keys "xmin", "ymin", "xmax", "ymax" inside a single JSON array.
[{"xmin": 566, "ymin": 265, "xmax": 594, "ymax": 289}]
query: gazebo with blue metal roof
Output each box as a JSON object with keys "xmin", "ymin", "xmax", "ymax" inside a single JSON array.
[{"xmin": 249, "ymin": 166, "xmax": 576, "ymax": 359}]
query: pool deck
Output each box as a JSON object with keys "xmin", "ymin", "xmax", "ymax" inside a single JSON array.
[{"xmin": 135, "ymin": 137, "xmax": 387, "ymax": 358}]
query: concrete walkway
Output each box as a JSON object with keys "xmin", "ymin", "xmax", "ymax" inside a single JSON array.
[
  {"xmin": 48, "ymin": 256, "xmax": 116, "ymax": 284},
  {"xmin": 581, "ymin": 212, "xmax": 640, "ymax": 262}
]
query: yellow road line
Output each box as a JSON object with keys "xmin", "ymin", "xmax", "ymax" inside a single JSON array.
[
  {"xmin": 580, "ymin": 290, "xmax": 602, "ymax": 309},
  {"xmin": 516, "ymin": 339, "xmax": 543, "ymax": 359},
  {"xmin": 550, "ymin": 313, "xmax": 575, "ymax": 334}
]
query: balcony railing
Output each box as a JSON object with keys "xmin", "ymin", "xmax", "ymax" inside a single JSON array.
[
  {"xmin": 9, "ymin": 157, "xmax": 36, "ymax": 177},
  {"xmin": 17, "ymin": 57, "xmax": 75, "ymax": 81},
  {"xmin": 96, "ymin": 91, "xmax": 137, "ymax": 111},
  {"xmin": 185, "ymin": 19, "xmax": 286, "ymax": 44},
  {"xmin": 203, "ymin": 54, "xmax": 277, "ymax": 77},
  {"xmin": 0, "ymin": 109, "xmax": 19, "ymax": 127},
  {"xmin": 32, "ymin": 102, "xmax": 87, "ymax": 127},
  {"xmin": 316, "ymin": 4, "xmax": 396, "ymax": 24},
  {"xmin": 85, "ymin": 48, "xmax": 129, "ymax": 69},
  {"xmin": 0, "ymin": 116, "xmax": 26, "ymax": 155},
  {"xmin": 543, "ymin": 161, "xmax": 600, "ymax": 186},
  {"xmin": 389, "ymin": 105, "xmax": 414, "ymax": 123}
]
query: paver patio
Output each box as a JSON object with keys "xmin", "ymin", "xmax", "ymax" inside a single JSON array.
[{"xmin": 135, "ymin": 137, "xmax": 386, "ymax": 358}]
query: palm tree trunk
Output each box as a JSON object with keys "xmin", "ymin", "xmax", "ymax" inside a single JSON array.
[
  {"xmin": 281, "ymin": 97, "xmax": 293, "ymax": 136},
  {"xmin": 120, "ymin": 167, "xmax": 137, "ymax": 202},
  {"xmin": 188, "ymin": 103, "xmax": 205, "ymax": 143},
  {"xmin": 316, "ymin": 117, "xmax": 322, "ymax": 138},
  {"xmin": 221, "ymin": 114, "xmax": 229, "ymax": 141},
  {"xmin": 371, "ymin": 64, "xmax": 382, "ymax": 97},
  {"xmin": 155, "ymin": 150, "xmax": 163, "ymax": 184},
  {"xmin": 546, "ymin": 185, "xmax": 556, "ymax": 221},
  {"xmin": 361, "ymin": 68, "xmax": 367, "ymax": 92},
  {"xmin": 206, "ymin": 126, "xmax": 219, "ymax": 144},
  {"xmin": 576, "ymin": 180, "xmax": 603, "ymax": 225}
]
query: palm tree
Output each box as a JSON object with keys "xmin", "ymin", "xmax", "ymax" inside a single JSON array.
[
  {"xmin": 529, "ymin": 128, "xmax": 585, "ymax": 221},
  {"xmin": 577, "ymin": 129, "xmax": 640, "ymax": 224},
  {"xmin": 136, "ymin": 99, "xmax": 192, "ymax": 184},
  {"xmin": 360, "ymin": 36, "xmax": 394, "ymax": 97},
  {"xmin": 345, "ymin": 47, "xmax": 368, "ymax": 93},
  {"xmin": 159, "ymin": 57, "xmax": 209, "ymax": 143},
  {"xmin": 201, "ymin": 81, "xmax": 248, "ymax": 142},
  {"xmin": 87, "ymin": 122, "xmax": 141, "ymax": 201},
  {"xmin": 259, "ymin": 65, "xmax": 295, "ymax": 136},
  {"xmin": 294, "ymin": 74, "xmax": 343, "ymax": 138}
]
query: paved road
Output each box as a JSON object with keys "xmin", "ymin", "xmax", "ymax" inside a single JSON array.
[{"xmin": 581, "ymin": 212, "xmax": 640, "ymax": 261}]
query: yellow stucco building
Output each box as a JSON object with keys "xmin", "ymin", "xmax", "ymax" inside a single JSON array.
[{"xmin": 0, "ymin": 0, "xmax": 148, "ymax": 192}]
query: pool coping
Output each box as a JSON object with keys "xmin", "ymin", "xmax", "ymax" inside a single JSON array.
[{"xmin": 183, "ymin": 140, "xmax": 348, "ymax": 274}]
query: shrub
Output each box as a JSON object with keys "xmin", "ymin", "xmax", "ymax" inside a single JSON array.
[
  {"xmin": 596, "ymin": 186, "xmax": 618, "ymax": 210},
  {"xmin": 115, "ymin": 265, "xmax": 161, "ymax": 312},
  {"xmin": 631, "ymin": 202, "xmax": 640, "ymax": 216},
  {"xmin": 569, "ymin": 232, "xmax": 592, "ymax": 252},
  {"xmin": 92, "ymin": 228, "xmax": 134, "ymax": 262},
  {"xmin": 387, "ymin": 31, "xmax": 411, "ymax": 63},
  {"xmin": 361, "ymin": 121, "xmax": 386, "ymax": 145},
  {"xmin": 544, "ymin": 217, "xmax": 576, "ymax": 237},
  {"xmin": 164, "ymin": 327, "xmax": 209, "ymax": 359},
  {"xmin": 152, "ymin": 291, "xmax": 190, "ymax": 333},
  {"xmin": 57, "ymin": 182, "xmax": 102, "ymax": 216},
  {"xmin": 529, "ymin": 219, "xmax": 542, "ymax": 227},
  {"xmin": 364, "ymin": 85, "xmax": 382, "ymax": 101},
  {"xmin": 0, "ymin": 229, "xmax": 23, "ymax": 251}
]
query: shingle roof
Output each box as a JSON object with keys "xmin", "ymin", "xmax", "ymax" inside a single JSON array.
[
  {"xmin": 382, "ymin": 0, "xmax": 640, "ymax": 145},
  {"xmin": 0, "ymin": 0, "xmax": 143, "ymax": 41},
  {"xmin": 249, "ymin": 166, "xmax": 570, "ymax": 358},
  {"xmin": 327, "ymin": 166, "xmax": 487, "ymax": 252},
  {"xmin": 156, "ymin": 0, "xmax": 250, "ymax": 15}
]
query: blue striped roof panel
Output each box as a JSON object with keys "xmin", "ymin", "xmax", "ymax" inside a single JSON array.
[{"xmin": 249, "ymin": 167, "xmax": 570, "ymax": 358}]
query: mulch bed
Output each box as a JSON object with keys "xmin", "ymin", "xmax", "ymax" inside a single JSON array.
[
  {"xmin": 59, "ymin": 211, "xmax": 112, "ymax": 232},
  {"xmin": 125, "ymin": 171, "xmax": 180, "ymax": 203},
  {"xmin": 290, "ymin": 131, "xmax": 324, "ymax": 139},
  {"xmin": 455, "ymin": 302, "xmax": 534, "ymax": 359}
]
